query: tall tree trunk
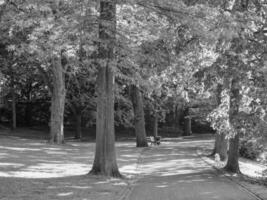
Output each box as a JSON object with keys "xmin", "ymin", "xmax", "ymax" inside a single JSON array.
[
  {"xmin": 153, "ymin": 114, "xmax": 158, "ymax": 137},
  {"xmin": 224, "ymin": 79, "xmax": 241, "ymax": 173},
  {"xmin": 10, "ymin": 75, "xmax": 16, "ymax": 130},
  {"xmin": 210, "ymin": 84, "xmax": 228, "ymax": 160},
  {"xmin": 130, "ymin": 85, "xmax": 148, "ymax": 147},
  {"xmin": 225, "ymin": 133, "xmax": 240, "ymax": 172},
  {"xmin": 173, "ymin": 104, "xmax": 183, "ymax": 134},
  {"xmin": 11, "ymin": 83, "xmax": 16, "ymax": 130},
  {"xmin": 183, "ymin": 107, "xmax": 191, "ymax": 136},
  {"xmin": 50, "ymin": 57, "xmax": 66, "ymax": 144},
  {"xmin": 184, "ymin": 116, "xmax": 192, "ymax": 136},
  {"xmin": 90, "ymin": 0, "xmax": 121, "ymax": 177},
  {"xmin": 224, "ymin": 0, "xmax": 249, "ymax": 172},
  {"xmin": 218, "ymin": 134, "xmax": 228, "ymax": 161},
  {"xmin": 211, "ymin": 133, "xmax": 228, "ymax": 161},
  {"xmin": 70, "ymin": 105, "xmax": 83, "ymax": 139},
  {"xmin": 75, "ymin": 110, "xmax": 82, "ymax": 139}
]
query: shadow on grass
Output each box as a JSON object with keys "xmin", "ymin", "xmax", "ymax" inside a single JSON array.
[
  {"xmin": 0, "ymin": 135, "xmax": 143, "ymax": 200},
  {"xmin": 0, "ymin": 174, "xmax": 128, "ymax": 200},
  {"xmin": 0, "ymin": 133, "xmax": 216, "ymax": 200}
]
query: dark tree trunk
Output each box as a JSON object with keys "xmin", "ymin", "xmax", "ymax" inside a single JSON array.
[
  {"xmin": 224, "ymin": 0, "xmax": 249, "ymax": 172},
  {"xmin": 210, "ymin": 84, "xmax": 228, "ymax": 160},
  {"xmin": 69, "ymin": 105, "xmax": 82, "ymax": 139},
  {"xmin": 75, "ymin": 110, "xmax": 82, "ymax": 139},
  {"xmin": 183, "ymin": 107, "xmax": 191, "ymax": 136},
  {"xmin": 50, "ymin": 57, "xmax": 66, "ymax": 144},
  {"xmin": 224, "ymin": 79, "xmax": 241, "ymax": 173},
  {"xmin": 219, "ymin": 134, "xmax": 228, "ymax": 161},
  {"xmin": 173, "ymin": 104, "xmax": 183, "ymax": 133},
  {"xmin": 211, "ymin": 132, "xmax": 228, "ymax": 161},
  {"xmin": 184, "ymin": 117, "xmax": 192, "ymax": 136},
  {"xmin": 225, "ymin": 133, "xmax": 240, "ymax": 172},
  {"xmin": 10, "ymin": 76, "xmax": 16, "ymax": 130},
  {"xmin": 90, "ymin": 0, "xmax": 121, "ymax": 177},
  {"xmin": 90, "ymin": 65, "xmax": 120, "ymax": 177},
  {"xmin": 153, "ymin": 114, "xmax": 158, "ymax": 137},
  {"xmin": 130, "ymin": 85, "xmax": 148, "ymax": 147},
  {"xmin": 11, "ymin": 84, "xmax": 16, "ymax": 130}
]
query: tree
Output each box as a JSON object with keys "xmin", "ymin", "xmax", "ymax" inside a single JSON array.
[
  {"xmin": 90, "ymin": 0, "xmax": 121, "ymax": 177},
  {"xmin": 224, "ymin": 78, "xmax": 241, "ymax": 172},
  {"xmin": 0, "ymin": 3, "xmax": 32, "ymax": 130},
  {"xmin": 65, "ymin": 66, "xmax": 96, "ymax": 139},
  {"xmin": 197, "ymin": 62, "xmax": 230, "ymax": 160},
  {"xmin": 222, "ymin": 0, "xmax": 266, "ymax": 173},
  {"xmin": 10, "ymin": 69, "xmax": 16, "ymax": 130},
  {"xmin": 211, "ymin": 84, "xmax": 228, "ymax": 161},
  {"xmin": 16, "ymin": 0, "xmax": 93, "ymax": 143},
  {"xmin": 195, "ymin": 0, "xmax": 267, "ymax": 172},
  {"xmin": 49, "ymin": 54, "xmax": 66, "ymax": 144},
  {"xmin": 130, "ymin": 85, "xmax": 148, "ymax": 147}
]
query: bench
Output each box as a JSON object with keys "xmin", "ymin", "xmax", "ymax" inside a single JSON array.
[{"xmin": 147, "ymin": 136, "xmax": 161, "ymax": 145}]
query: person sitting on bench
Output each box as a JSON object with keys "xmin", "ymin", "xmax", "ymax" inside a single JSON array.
[{"xmin": 149, "ymin": 136, "xmax": 161, "ymax": 145}]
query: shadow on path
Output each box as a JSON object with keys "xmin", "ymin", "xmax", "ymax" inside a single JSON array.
[{"xmin": 128, "ymin": 138, "xmax": 258, "ymax": 200}]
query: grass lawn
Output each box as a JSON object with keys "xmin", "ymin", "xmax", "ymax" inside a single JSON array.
[{"xmin": 0, "ymin": 131, "xmax": 142, "ymax": 200}]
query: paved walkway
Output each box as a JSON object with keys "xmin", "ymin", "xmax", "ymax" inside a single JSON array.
[{"xmin": 127, "ymin": 137, "xmax": 261, "ymax": 200}]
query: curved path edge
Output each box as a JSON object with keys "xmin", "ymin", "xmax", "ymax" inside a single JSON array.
[
  {"xmin": 196, "ymin": 149, "xmax": 265, "ymax": 200},
  {"xmin": 115, "ymin": 147, "xmax": 151, "ymax": 200}
]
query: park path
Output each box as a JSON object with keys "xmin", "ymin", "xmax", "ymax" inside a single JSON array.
[{"xmin": 127, "ymin": 137, "xmax": 260, "ymax": 200}]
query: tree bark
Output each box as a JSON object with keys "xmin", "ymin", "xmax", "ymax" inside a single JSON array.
[
  {"xmin": 184, "ymin": 116, "xmax": 192, "ymax": 136},
  {"xmin": 153, "ymin": 114, "xmax": 158, "ymax": 137},
  {"xmin": 75, "ymin": 110, "xmax": 82, "ymax": 139},
  {"xmin": 90, "ymin": 0, "xmax": 121, "ymax": 177},
  {"xmin": 130, "ymin": 85, "xmax": 148, "ymax": 147},
  {"xmin": 10, "ymin": 75, "xmax": 16, "ymax": 130},
  {"xmin": 224, "ymin": 0, "xmax": 249, "ymax": 172},
  {"xmin": 225, "ymin": 132, "xmax": 240, "ymax": 172},
  {"xmin": 11, "ymin": 83, "xmax": 16, "ymax": 130},
  {"xmin": 173, "ymin": 104, "xmax": 183, "ymax": 133},
  {"xmin": 224, "ymin": 79, "xmax": 241, "ymax": 173},
  {"xmin": 211, "ymin": 132, "xmax": 228, "ymax": 161},
  {"xmin": 49, "ymin": 56, "xmax": 66, "ymax": 144},
  {"xmin": 210, "ymin": 84, "xmax": 228, "ymax": 160},
  {"xmin": 183, "ymin": 107, "xmax": 191, "ymax": 136},
  {"xmin": 70, "ymin": 104, "xmax": 83, "ymax": 139}
]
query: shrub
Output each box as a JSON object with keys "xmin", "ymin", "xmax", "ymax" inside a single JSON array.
[{"xmin": 239, "ymin": 138, "xmax": 264, "ymax": 160}]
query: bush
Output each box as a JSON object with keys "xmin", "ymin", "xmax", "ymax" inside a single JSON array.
[{"xmin": 239, "ymin": 138, "xmax": 264, "ymax": 160}]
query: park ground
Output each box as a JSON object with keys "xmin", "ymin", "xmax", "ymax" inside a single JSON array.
[{"xmin": 0, "ymin": 129, "xmax": 267, "ymax": 200}]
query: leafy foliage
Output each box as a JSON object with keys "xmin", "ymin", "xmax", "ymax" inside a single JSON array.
[
  {"xmin": 240, "ymin": 137, "xmax": 264, "ymax": 160},
  {"xmin": 0, "ymin": 0, "xmax": 266, "ymax": 148}
]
